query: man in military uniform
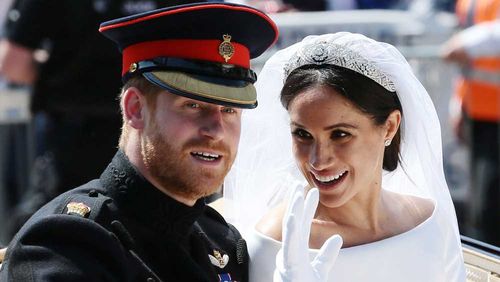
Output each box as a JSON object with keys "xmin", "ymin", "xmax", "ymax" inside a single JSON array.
[
  {"xmin": 0, "ymin": 0, "xmax": 206, "ymax": 244},
  {"xmin": 0, "ymin": 3, "xmax": 277, "ymax": 281}
]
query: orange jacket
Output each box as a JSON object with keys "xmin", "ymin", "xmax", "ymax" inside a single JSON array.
[{"xmin": 456, "ymin": 0, "xmax": 500, "ymax": 121}]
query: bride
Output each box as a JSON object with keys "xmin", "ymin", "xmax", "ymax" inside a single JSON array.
[{"xmin": 222, "ymin": 32, "xmax": 466, "ymax": 281}]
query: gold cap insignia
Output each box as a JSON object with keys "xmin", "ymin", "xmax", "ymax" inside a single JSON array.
[
  {"xmin": 218, "ymin": 34, "xmax": 235, "ymax": 63},
  {"xmin": 66, "ymin": 202, "xmax": 91, "ymax": 218},
  {"xmin": 129, "ymin": 62, "xmax": 138, "ymax": 73},
  {"xmin": 208, "ymin": 249, "xmax": 229, "ymax": 269}
]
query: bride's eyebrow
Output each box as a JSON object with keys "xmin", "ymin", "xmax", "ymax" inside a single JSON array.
[
  {"xmin": 290, "ymin": 121, "xmax": 358, "ymax": 130},
  {"xmin": 290, "ymin": 121, "xmax": 304, "ymax": 128},
  {"xmin": 323, "ymin": 123, "xmax": 358, "ymax": 130}
]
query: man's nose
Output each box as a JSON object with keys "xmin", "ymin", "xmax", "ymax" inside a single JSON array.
[{"xmin": 199, "ymin": 109, "xmax": 224, "ymax": 141}]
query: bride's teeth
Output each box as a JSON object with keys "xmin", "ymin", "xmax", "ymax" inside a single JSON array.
[{"xmin": 315, "ymin": 171, "xmax": 346, "ymax": 182}]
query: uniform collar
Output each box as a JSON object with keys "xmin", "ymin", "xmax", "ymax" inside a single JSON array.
[{"xmin": 100, "ymin": 150, "xmax": 206, "ymax": 236}]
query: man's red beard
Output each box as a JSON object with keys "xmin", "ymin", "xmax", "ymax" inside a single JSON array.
[{"xmin": 141, "ymin": 122, "xmax": 234, "ymax": 201}]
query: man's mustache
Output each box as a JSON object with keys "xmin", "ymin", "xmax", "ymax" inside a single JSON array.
[{"xmin": 183, "ymin": 139, "xmax": 231, "ymax": 155}]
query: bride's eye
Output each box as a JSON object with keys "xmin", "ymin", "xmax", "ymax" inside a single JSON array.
[
  {"xmin": 331, "ymin": 130, "xmax": 350, "ymax": 139},
  {"xmin": 292, "ymin": 128, "xmax": 312, "ymax": 139}
]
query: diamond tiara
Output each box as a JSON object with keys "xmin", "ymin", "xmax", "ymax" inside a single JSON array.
[{"xmin": 283, "ymin": 41, "xmax": 396, "ymax": 92}]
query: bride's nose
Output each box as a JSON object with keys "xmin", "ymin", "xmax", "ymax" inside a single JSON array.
[{"xmin": 309, "ymin": 141, "xmax": 334, "ymax": 171}]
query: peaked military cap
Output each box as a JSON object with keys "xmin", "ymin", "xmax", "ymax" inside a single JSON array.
[{"xmin": 99, "ymin": 2, "xmax": 278, "ymax": 108}]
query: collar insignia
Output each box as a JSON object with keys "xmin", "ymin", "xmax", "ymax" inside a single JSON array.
[
  {"xmin": 209, "ymin": 249, "xmax": 229, "ymax": 269},
  {"xmin": 218, "ymin": 34, "xmax": 235, "ymax": 63},
  {"xmin": 66, "ymin": 202, "xmax": 91, "ymax": 218}
]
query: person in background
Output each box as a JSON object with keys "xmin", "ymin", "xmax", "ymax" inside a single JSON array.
[
  {"xmin": 0, "ymin": 0, "xmax": 19, "ymax": 247},
  {"xmin": 0, "ymin": 0, "xmax": 204, "ymax": 243},
  {"xmin": 443, "ymin": 20, "xmax": 500, "ymax": 65},
  {"xmin": 441, "ymin": 0, "xmax": 500, "ymax": 246}
]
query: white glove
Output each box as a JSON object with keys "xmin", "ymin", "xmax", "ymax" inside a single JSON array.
[{"xmin": 273, "ymin": 186, "xmax": 343, "ymax": 282}]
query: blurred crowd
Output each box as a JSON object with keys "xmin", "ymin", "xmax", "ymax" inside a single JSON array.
[
  {"xmin": 0, "ymin": 0, "xmax": 498, "ymax": 248},
  {"xmin": 228, "ymin": 0, "xmax": 455, "ymax": 13}
]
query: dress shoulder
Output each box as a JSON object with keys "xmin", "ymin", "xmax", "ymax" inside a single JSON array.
[{"xmin": 255, "ymin": 201, "xmax": 287, "ymax": 242}]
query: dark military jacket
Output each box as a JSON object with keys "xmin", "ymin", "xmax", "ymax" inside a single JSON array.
[{"xmin": 0, "ymin": 151, "xmax": 248, "ymax": 282}]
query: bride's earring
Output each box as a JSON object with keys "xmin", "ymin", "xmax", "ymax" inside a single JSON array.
[{"xmin": 384, "ymin": 139, "xmax": 392, "ymax": 147}]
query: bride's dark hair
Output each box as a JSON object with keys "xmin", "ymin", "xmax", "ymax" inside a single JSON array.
[{"xmin": 281, "ymin": 64, "xmax": 403, "ymax": 171}]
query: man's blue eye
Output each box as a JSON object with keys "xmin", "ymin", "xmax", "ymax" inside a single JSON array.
[
  {"xmin": 187, "ymin": 103, "xmax": 200, "ymax": 108},
  {"xmin": 222, "ymin": 107, "xmax": 236, "ymax": 113}
]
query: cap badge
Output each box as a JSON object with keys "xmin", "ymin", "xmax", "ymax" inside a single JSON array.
[
  {"xmin": 218, "ymin": 34, "xmax": 235, "ymax": 63},
  {"xmin": 209, "ymin": 249, "xmax": 229, "ymax": 269},
  {"xmin": 129, "ymin": 62, "xmax": 138, "ymax": 73},
  {"xmin": 66, "ymin": 202, "xmax": 91, "ymax": 217}
]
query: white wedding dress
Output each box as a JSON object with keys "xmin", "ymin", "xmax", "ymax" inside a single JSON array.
[{"xmin": 246, "ymin": 201, "xmax": 465, "ymax": 282}]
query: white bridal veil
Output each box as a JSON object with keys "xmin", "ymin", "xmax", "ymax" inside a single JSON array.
[{"xmin": 223, "ymin": 32, "xmax": 464, "ymax": 275}]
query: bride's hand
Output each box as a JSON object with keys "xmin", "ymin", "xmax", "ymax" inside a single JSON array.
[{"xmin": 273, "ymin": 186, "xmax": 343, "ymax": 282}]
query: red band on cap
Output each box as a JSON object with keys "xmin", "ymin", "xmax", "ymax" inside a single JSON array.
[{"xmin": 122, "ymin": 39, "xmax": 250, "ymax": 76}]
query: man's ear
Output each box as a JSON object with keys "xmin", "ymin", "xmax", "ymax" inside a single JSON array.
[
  {"xmin": 122, "ymin": 87, "xmax": 146, "ymax": 130},
  {"xmin": 385, "ymin": 110, "xmax": 401, "ymax": 140}
]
